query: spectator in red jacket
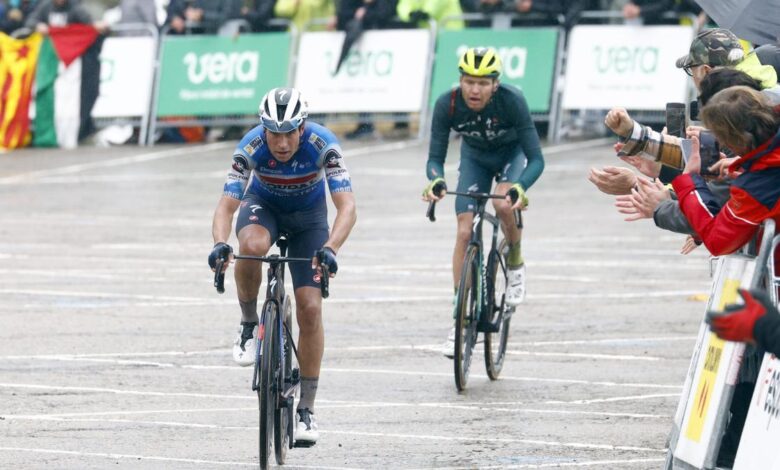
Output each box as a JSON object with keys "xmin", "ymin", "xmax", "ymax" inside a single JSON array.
[{"xmin": 672, "ymin": 86, "xmax": 780, "ymax": 256}]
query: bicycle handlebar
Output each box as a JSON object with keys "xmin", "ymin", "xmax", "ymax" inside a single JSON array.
[
  {"xmin": 427, "ymin": 188, "xmax": 523, "ymax": 228},
  {"xmin": 213, "ymin": 254, "xmax": 330, "ymax": 299}
]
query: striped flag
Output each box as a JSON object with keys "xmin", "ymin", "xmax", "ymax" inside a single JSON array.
[
  {"xmin": 33, "ymin": 24, "xmax": 102, "ymax": 149},
  {"xmin": 0, "ymin": 32, "xmax": 43, "ymax": 151}
]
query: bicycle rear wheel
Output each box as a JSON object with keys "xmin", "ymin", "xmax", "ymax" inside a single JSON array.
[
  {"xmin": 454, "ymin": 245, "xmax": 479, "ymax": 392},
  {"xmin": 274, "ymin": 297, "xmax": 293, "ymax": 464},
  {"xmin": 485, "ymin": 241, "xmax": 512, "ymax": 379},
  {"xmin": 258, "ymin": 302, "xmax": 277, "ymax": 470}
]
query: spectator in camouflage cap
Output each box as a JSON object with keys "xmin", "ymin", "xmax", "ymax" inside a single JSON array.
[{"xmin": 675, "ymin": 28, "xmax": 746, "ymax": 88}]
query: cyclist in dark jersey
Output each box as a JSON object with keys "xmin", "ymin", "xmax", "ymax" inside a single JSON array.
[
  {"xmin": 421, "ymin": 47, "xmax": 545, "ymax": 355},
  {"xmin": 209, "ymin": 87, "xmax": 357, "ymax": 445}
]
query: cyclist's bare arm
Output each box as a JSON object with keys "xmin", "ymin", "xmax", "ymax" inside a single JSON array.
[
  {"xmin": 324, "ymin": 191, "xmax": 356, "ymax": 254},
  {"xmin": 212, "ymin": 195, "xmax": 241, "ymax": 246}
]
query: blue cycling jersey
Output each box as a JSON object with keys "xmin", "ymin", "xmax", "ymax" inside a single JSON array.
[{"xmin": 223, "ymin": 122, "xmax": 353, "ymax": 212}]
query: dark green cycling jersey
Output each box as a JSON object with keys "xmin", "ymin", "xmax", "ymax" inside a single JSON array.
[{"xmin": 426, "ymin": 83, "xmax": 544, "ymax": 191}]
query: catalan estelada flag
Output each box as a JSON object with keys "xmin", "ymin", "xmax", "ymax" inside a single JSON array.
[{"xmin": 0, "ymin": 32, "xmax": 42, "ymax": 151}]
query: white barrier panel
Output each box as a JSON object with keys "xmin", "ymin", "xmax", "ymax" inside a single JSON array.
[
  {"xmin": 733, "ymin": 352, "xmax": 780, "ymax": 470},
  {"xmin": 93, "ymin": 36, "xmax": 156, "ymax": 118},
  {"xmin": 561, "ymin": 25, "xmax": 693, "ymax": 111},
  {"xmin": 672, "ymin": 255, "xmax": 755, "ymax": 468},
  {"xmin": 294, "ymin": 29, "xmax": 431, "ymax": 113}
]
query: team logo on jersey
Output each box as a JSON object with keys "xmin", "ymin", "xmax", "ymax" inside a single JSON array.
[
  {"xmin": 232, "ymin": 155, "xmax": 249, "ymax": 173},
  {"xmin": 243, "ymin": 136, "xmax": 263, "ymax": 156},
  {"xmin": 308, "ymin": 133, "xmax": 326, "ymax": 151},
  {"xmin": 268, "ymin": 159, "xmax": 277, "ymax": 168},
  {"xmin": 324, "ymin": 150, "xmax": 343, "ymax": 169}
]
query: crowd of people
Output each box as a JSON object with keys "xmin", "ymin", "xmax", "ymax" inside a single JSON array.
[{"xmin": 592, "ymin": 26, "xmax": 780, "ymax": 468}]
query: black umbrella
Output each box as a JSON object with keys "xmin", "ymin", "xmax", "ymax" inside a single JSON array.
[
  {"xmin": 333, "ymin": 18, "xmax": 364, "ymax": 76},
  {"xmin": 695, "ymin": 0, "xmax": 780, "ymax": 45}
]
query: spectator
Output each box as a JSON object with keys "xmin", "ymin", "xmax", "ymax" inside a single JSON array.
[
  {"xmin": 25, "ymin": 0, "xmax": 107, "ymax": 33},
  {"xmin": 241, "ymin": 0, "xmax": 280, "ymax": 32},
  {"xmin": 1, "ymin": 0, "xmax": 36, "ymax": 34},
  {"xmin": 274, "ymin": 0, "xmax": 335, "ymax": 32},
  {"xmin": 397, "ymin": 0, "xmax": 464, "ymax": 29},
  {"xmin": 164, "ymin": 0, "xmax": 234, "ymax": 35},
  {"xmin": 118, "ymin": 0, "xmax": 160, "ymax": 26},
  {"xmin": 339, "ymin": 0, "xmax": 398, "ymax": 140},
  {"xmin": 673, "ymin": 86, "xmax": 780, "ymax": 256}
]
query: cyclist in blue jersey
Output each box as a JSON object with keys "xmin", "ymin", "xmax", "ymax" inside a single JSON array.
[
  {"xmin": 421, "ymin": 47, "xmax": 545, "ymax": 356},
  {"xmin": 208, "ymin": 87, "xmax": 357, "ymax": 445}
]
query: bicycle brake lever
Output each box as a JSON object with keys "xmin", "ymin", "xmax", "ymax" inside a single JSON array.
[
  {"xmin": 426, "ymin": 200, "xmax": 437, "ymax": 222},
  {"xmin": 214, "ymin": 259, "xmax": 225, "ymax": 294}
]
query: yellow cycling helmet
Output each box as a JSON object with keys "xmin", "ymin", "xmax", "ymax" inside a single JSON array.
[{"xmin": 458, "ymin": 47, "xmax": 502, "ymax": 78}]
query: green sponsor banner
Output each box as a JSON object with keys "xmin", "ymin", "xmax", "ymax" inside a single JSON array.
[
  {"xmin": 430, "ymin": 28, "xmax": 558, "ymax": 113},
  {"xmin": 156, "ymin": 33, "xmax": 290, "ymax": 116}
]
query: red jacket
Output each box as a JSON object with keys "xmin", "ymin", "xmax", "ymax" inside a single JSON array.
[{"xmin": 672, "ymin": 129, "xmax": 780, "ymax": 256}]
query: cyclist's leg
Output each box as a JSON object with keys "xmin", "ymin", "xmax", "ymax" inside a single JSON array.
[
  {"xmin": 494, "ymin": 144, "xmax": 528, "ymax": 305},
  {"xmin": 281, "ymin": 205, "xmax": 328, "ymax": 443},
  {"xmin": 494, "ymin": 142, "xmax": 527, "ymax": 266},
  {"xmin": 454, "ymin": 144, "xmax": 495, "ymax": 287},
  {"xmin": 235, "ymin": 196, "xmax": 278, "ymax": 321},
  {"xmin": 234, "ymin": 197, "xmax": 277, "ymax": 365}
]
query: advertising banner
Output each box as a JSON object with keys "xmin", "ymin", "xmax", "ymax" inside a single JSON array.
[
  {"xmin": 733, "ymin": 353, "xmax": 780, "ymax": 470},
  {"xmin": 430, "ymin": 28, "xmax": 559, "ymax": 113},
  {"xmin": 673, "ymin": 255, "xmax": 756, "ymax": 468},
  {"xmin": 93, "ymin": 36, "xmax": 156, "ymax": 118},
  {"xmin": 156, "ymin": 33, "xmax": 290, "ymax": 116},
  {"xmin": 562, "ymin": 25, "xmax": 694, "ymax": 110},
  {"xmin": 294, "ymin": 29, "xmax": 431, "ymax": 113}
]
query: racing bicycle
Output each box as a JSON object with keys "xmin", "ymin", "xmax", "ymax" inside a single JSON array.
[
  {"xmin": 427, "ymin": 182, "xmax": 521, "ymax": 391},
  {"xmin": 214, "ymin": 237, "xmax": 329, "ymax": 469}
]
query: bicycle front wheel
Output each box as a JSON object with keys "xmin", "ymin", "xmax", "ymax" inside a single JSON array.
[
  {"xmin": 258, "ymin": 302, "xmax": 277, "ymax": 470},
  {"xmin": 485, "ymin": 241, "xmax": 511, "ymax": 379},
  {"xmin": 274, "ymin": 297, "xmax": 293, "ymax": 464},
  {"xmin": 454, "ymin": 245, "xmax": 479, "ymax": 392}
]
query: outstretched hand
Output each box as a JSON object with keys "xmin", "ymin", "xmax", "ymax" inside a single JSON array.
[
  {"xmin": 706, "ymin": 288, "xmax": 775, "ymax": 343},
  {"xmin": 588, "ymin": 166, "xmax": 637, "ymax": 195}
]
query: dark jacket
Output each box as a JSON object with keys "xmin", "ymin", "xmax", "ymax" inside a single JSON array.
[
  {"xmin": 672, "ymin": 129, "xmax": 780, "ymax": 255},
  {"xmin": 336, "ymin": 0, "xmax": 397, "ymax": 30}
]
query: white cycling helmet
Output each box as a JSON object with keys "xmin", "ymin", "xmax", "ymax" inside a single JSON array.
[{"xmin": 259, "ymin": 87, "xmax": 308, "ymax": 133}]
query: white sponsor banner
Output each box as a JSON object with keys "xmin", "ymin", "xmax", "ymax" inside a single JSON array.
[
  {"xmin": 733, "ymin": 352, "xmax": 780, "ymax": 470},
  {"xmin": 93, "ymin": 37, "xmax": 156, "ymax": 118},
  {"xmin": 294, "ymin": 30, "xmax": 430, "ymax": 113},
  {"xmin": 561, "ymin": 25, "xmax": 694, "ymax": 110},
  {"xmin": 673, "ymin": 255, "xmax": 755, "ymax": 468}
]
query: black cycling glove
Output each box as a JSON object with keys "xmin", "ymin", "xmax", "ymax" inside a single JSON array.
[
  {"xmin": 208, "ymin": 242, "xmax": 233, "ymax": 269},
  {"xmin": 316, "ymin": 247, "xmax": 338, "ymax": 275}
]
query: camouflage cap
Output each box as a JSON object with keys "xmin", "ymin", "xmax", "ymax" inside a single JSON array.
[{"xmin": 675, "ymin": 28, "xmax": 745, "ymax": 69}]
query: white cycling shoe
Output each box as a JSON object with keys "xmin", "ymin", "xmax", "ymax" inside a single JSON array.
[
  {"xmin": 505, "ymin": 264, "xmax": 526, "ymax": 306},
  {"xmin": 295, "ymin": 408, "xmax": 319, "ymax": 445},
  {"xmin": 442, "ymin": 327, "xmax": 456, "ymax": 359},
  {"xmin": 232, "ymin": 321, "xmax": 258, "ymax": 367}
]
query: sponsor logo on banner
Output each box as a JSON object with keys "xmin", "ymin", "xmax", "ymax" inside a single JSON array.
[
  {"xmin": 295, "ymin": 30, "xmax": 431, "ymax": 113},
  {"xmin": 561, "ymin": 25, "xmax": 694, "ymax": 110},
  {"xmin": 156, "ymin": 33, "xmax": 291, "ymax": 116}
]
